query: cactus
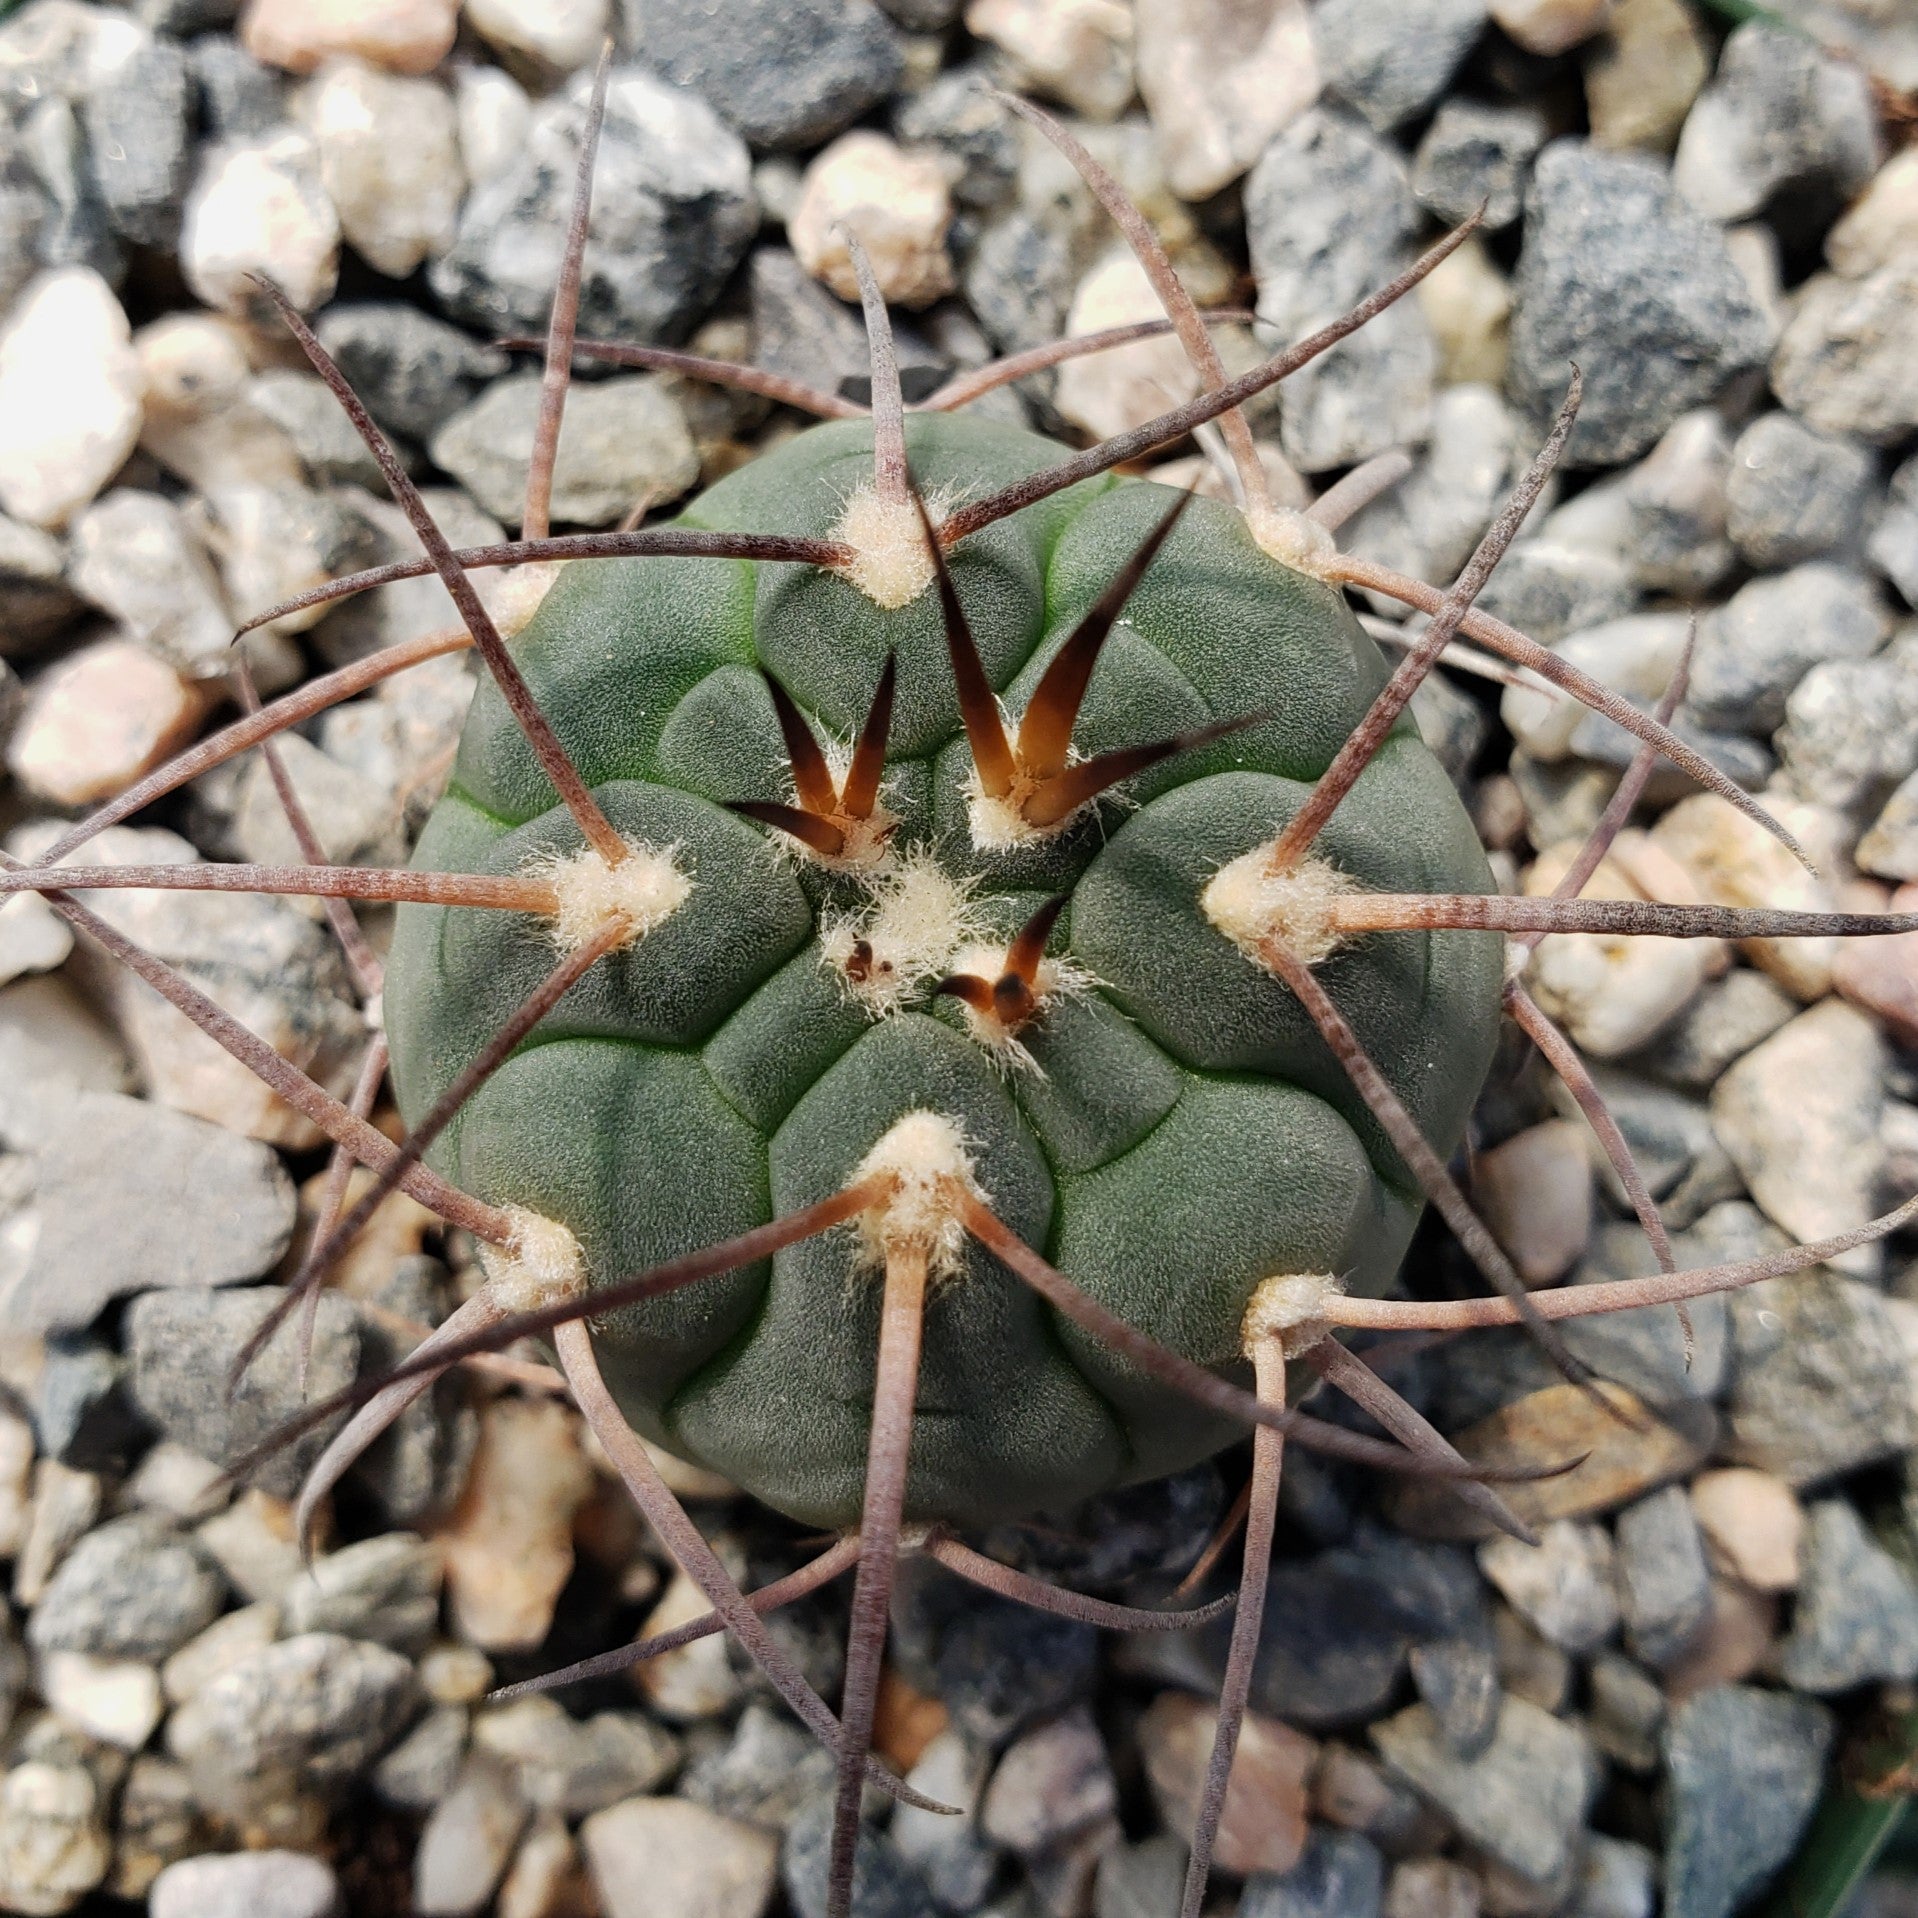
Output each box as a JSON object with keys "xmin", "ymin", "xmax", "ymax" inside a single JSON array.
[{"xmin": 10, "ymin": 69, "xmax": 1918, "ymax": 1918}]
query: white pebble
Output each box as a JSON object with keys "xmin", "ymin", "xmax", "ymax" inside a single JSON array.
[
  {"xmin": 790, "ymin": 130, "xmax": 955, "ymax": 310},
  {"xmin": 181, "ymin": 130, "xmax": 341, "ymax": 317},
  {"xmin": 463, "ymin": 0, "xmax": 609, "ymax": 78}
]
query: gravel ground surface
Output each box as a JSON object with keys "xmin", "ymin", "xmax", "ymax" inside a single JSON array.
[{"xmin": 3, "ymin": 0, "xmax": 1918, "ymax": 1914}]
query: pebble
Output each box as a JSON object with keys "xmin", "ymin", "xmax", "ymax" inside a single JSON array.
[
  {"xmin": 1587, "ymin": 1652, "xmax": 1664, "ymax": 1772},
  {"xmin": 1241, "ymin": 1827, "xmax": 1385, "ymax": 1918},
  {"xmin": 35, "ymin": 1651, "xmax": 164, "ymax": 1751},
  {"xmin": 1052, "ymin": 250, "xmax": 1201, "ymax": 442},
  {"xmin": 1489, "ymin": 0, "xmax": 1613, "ymax": 55},
  {"xmin": 240, "ymin": 0, "xmax": 456, "ymax": 75},
  {"xmin": 1665, "ymin": 1578, "xmax": 1780, "ymax": 1705},
  {"xmin": 81, "ymin": 34, "xmax": 193, "ymax": 250},
  {"xmin": 471, "ymin": 1696, "xmax": 679, "ymax": 1818},
  {"xmin": 26, "ymin": 1512, "xmax": 225, "ymax": 1664},
  {"xmin": 966, "ymin": 0, "xmax": 1133, "ymax": 120},
  {"xmin": 495, "ymin": 1813, "xmax": 582, "ymax": 1918},
  {"xmin": 242, "ymin": 369, "xmax": 383, "ymax": 491},
  {"xmin": 1662, "ymin": 1685, "xmax": 1831, "ymax": 1918},
  {"xmin": 789, "ymin": 131, "xmax": 955, "ymax": 310},
  {"xmin": 69, "ymin": 489, "xmax": 233, "ymax": 678},
  {"xmin": 1728, "ymin": 1267, "xmax": 1914, "ymax": 1486},
  {"xmin": 580, "ymin": 1796, "xmax": 779, "ymax": 1918},
  {"xmin": 1139, "ymin": 1691, "xmax": 1312, "ymax": 1876},
  {"xmin": 280, "ymin": 1534, "xmax": 443, "ymax": 1655},
  {"xmin": 1321, "ymin": 0, "xmax": 1485, "ymax": 135},
  {"xmin": 463, "ymin": 0, "xmax": 608, "ymax": 79},
  {"xmin": 1779, "ymin": 632, "xmax": 1918, "ymax": 813},
  {"xmin": 1613, "ymin": 1485, "xmax": 1710, "ymax": 1668},
  {"xmin": 434, "ymin": 369, "xmax": 697, "ymax": 532},
  {"xmin": 414, "ymin": 1752, "xmax": 530, "ymax": 1918},
  {"xmin": 1725, "ymin": 411, "xmax": 1876, "ymax": 571},
  {"xmin": 191, "ymin": 39, "xmax": 288, "ymax": 141},
  {"xmin": 12, "ymin": 1461, "xmax": 102, "ymax": 1609},
  {"xmin": 195, "ymin": 478, "xmax": 381, "ymax": 639},
  {"xmin": 1474, "ymin": 1121, "xmax": 1593, "ymax": 1287},
  {"xmin": 0, "ymin": 269, "xmax": 142, "ymax": 530},
  {"xmin": 1503, "ymin": 613, "xmax": 1688, "ymax": 763},
  {"xmin": 1860, "ymin": 783, "xmax": 1918, "ymax": 884},
  {"xmin": 1828, "ymin": 144, "xmax": 1918, "ymax": 280},
  {"xmin": 22, "ymin": 90, "xmax": 123, "ymax": 290},
  {"xmin": 981, "ymin": 1706, "xmax": 1116, "ymax": 1857},
  {"xmin": 1132, "ymin": 0, "xmax": 1317, "ymax": 200},
  {"xmin": 300, "ymin": 59, "xmax": 462, "ymax": 279},
  {"xmin": 0, "ymin": 1417, "xmax": 33, "ymax": 1560},
  {"xmin": 1578, "ymin": 1837, "xmax": 1657, "ymax": 1918},
  {"xmin": 0, "ymin": 888, "xmax": 64, "ymax": 992},
  {"xmin": 1407, "ymin": 1639, "xmax": 1500, "ymax": 1760},
  {"xmin": 166, "ymin": 1632, "xmax": 418, "ymax": 1820},
  {"xmin": 1419, "ymin": 229, "xmax": 1513, "ymax": 388},
  {"xmin": 1871, "ymin": 449, "xmax": 1918, "ymax": 609},
  {"xmin": 1095, "ymin": 1833, "xmax": 1185, "ymax": 1918},
  {"xmin": 680, "ymin": 1702, "xmax": 832, "ymax": 1831},
  {"xmin": 109, "ymin": 1753, "xmax": 204, "ymax": 1903},
  {"xmin": 371, "ymin": 1703, "xmax": 467, "ymax": 1811},
  {"xmin": 4, "ymin": 635, "xmax": 204, "ymax": 809},
  {"xmin": 133, "ymin": 312, "xmax": 304, "ymax": 496},
  {"xmin": 1373, "ymin": 1697, "xmax": 1595, "ymax": 1885},
  {"xmin": 0, "ymin": 1762, "xmax": 110, "ymax": 1917},
  {"xmin": 1385, "ymin": 1858, "xmax": 1480, "ymax": 1918},
  {"xmin": 1712, "ymin": 998, "xmax": 1886, "ymax": 1271},
  {"xmin": 1778, "ymin": 1499, "xmax": 1918, "ymax": 1692},
  {"xmin": 1687, "ymin": 1468, "xmax": 1803, "ymax": 1593},
  {"xmin": 1246, "ymin": 108, "xmax": 1434, "ymax": 471},
  {"xmin": 180, "ymin": 130, "xmax": 340, "ymax": 317},
  {"xmin": 433, "ymin": 1398, "xmax": 593, "ymax": 1654},
  {"xmin": 630, "ymin": 1568, "xmax": 744, "ymax": 1722},
  {"xmin": 1834, "ymin": 881, "xmax": 1918, "ymax": 1043},
  {"xmin": 5, "ymin": 1090, "xmax": 293, "ymax": 1336},
  {"xmin": 1413, "ymin": 99, "xmax": 1546, "ymax": 230},
  {"xmin": 1672, "ymin": 21, "xmax": 1879, "ymax": 234},
  {"xmin": 0, "ymin": 516, "xmax": 84, "ymax": 659},
  {"xmin": 452, "ymin": 64, "xmax": 530, "ymax": 191},
  {"xmin": 1584, "ymin": 0, "xmax": 1711, "ymax": 155},
  {"xmin": 127, "ymin": 1286, "xmax": 359, "ymax": 1500},
  {"xmin": 1772, "ymin": 261, "xmax": 1918, "ymax": 446},
  {"xmin": 1506, "ymin": 141, "xmax": 1769, "ymax": 466},
  {"xmin": 431, "ymin": 67, "xmax": 755, "ymax": 347},
  {"xmin": 162, "ymin": 1603, "xmax": 280, "ymax": 1707},
  {"xmin": 628, "ymin": 0, "xmax": 904, "ymax": 152},
  {"xmin": 1478, "ymin": 1520, "xmax": 1618, "ymax": 1654},
  {"xmin": 889, "ymin": 62, "xmax": 1018, "ymax": 211},
  {"xmin": 313, "ymin": 303, "xmax": 507, "ymax": 445},
  {"xmin": 149, "ymin": 1848, "xmax": 343, "ymax": 1918},
  {"xmin": 888, "ymin": 1728, "xmax": 995, "ymax": 1910},
  {"xmin": 1477, "ymin": 535, "xmax": 1636, "ymax": 645}
]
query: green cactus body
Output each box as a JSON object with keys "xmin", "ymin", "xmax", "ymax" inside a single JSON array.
[{"xmin": 385, "ymin": 412, "xmax": 1503, "ymax": 1529}]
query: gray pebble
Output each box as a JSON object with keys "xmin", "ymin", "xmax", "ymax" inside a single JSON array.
[
  {"xmin": 313, "ymin": 304, "xmax": 509, "ymax": 448},
  {"xmin": 1633, "ymin": 968, "xmax": 1800, "ymax": 1095},
  {"xmin": 1726, "ymin": 411, "xmax": 1878, "ymax": 570},
  {"xmin": 785, "ymin": 1792, "xmax": 929, "ymax": 1918},
  {"xmin": 1316, "ymin": 0, "xmax": 1487, "ymax": 134},
  {"xmin": 281, "ymin": 1535, "xmax": 443, "ymax": 1656},
  {"xmin": 749, "ymin": 246, "xmax": 945, "ymax": 408},
  {"xmin": 1869, "ymin": 449, "xmax": 1918, "ymax": 609},
  {"xmin": 1242, "ymin": 1827, "xmax": 1384, "ymax": 1918},
  {"xmin": 1413, "ymin": 98, "xmax": 1548, "ymax": 231},
  {"xmin": 891, "ymin": 1728, "xmax": 996, "ymax": 1911},
  {"xmin": 81, "ymin": 34, "xmax": 192, "ymax": 249},
  {"xmin": 961, "ymin": 205, "xmax": 1075, "ymax": 371},
  {"xmin": 126, "ymin": 1285, "xmax": 362, "ymax": 1501},
  {"xmin": 246, "ymin": 369, "xmax": 390, "ymax": 490},
  {"xmin": 188, "ymin": 38, "xmax": 286, "ymax": 144},
  {"xmin": 150, "ymin": 1848, "xmax": 342, "ymax": 1918},
  {"xmin": 0, "ymin": 143, "xmax": 51, "ymax": 316},
  {"xmin": 981, "ymin": 1706, "xmax": 1115, "ymax": 1858},
  {"xmin": 32, "ymin": 1333, "xmax": 140, "ymax": 1474},
  {"xmin": 413, "ymin": 1751, "xmax": 529, "ymax": 1918},
  {"xmin": 1507, "ymin": 141, "xmax": 1770, "ymax": 466},
  {"xmin": 1407, "ymin": 1638, "xmax": 1500, "ymax": 1760},
  {"xmin": 471, "ymin": 1695, "xmax": 680, "ymax": 1819},
  {"xmin": 372, "ymin": 1705, "xmax": 468, "ymax": 1812},
  {"xmin": 1576, "ymin": 1835, "xmax": 1657, "ymax": 1918},
  {"xmin": 681, "ymin": 1701, "xmax": 834, "ymax": 1830},
  {"xmin": 431, "ymin": 66, "xmax": 755, "ymax": 347},
  {"xmin": 1476, "ymin": 539, "xmax": 1636, "ymax": 645},
  {"xmin": 1778, "ymin": 629, "xmax": 1918, "ymax": 813},
  {"xmin": 1587, "ymin": 1653, "xmax": 1664, "ymax": 1773},
  {"xmin": 21, "ymin": 94, "xmax": 122, "ymax": 288},
  {"xmin": 1662, "ymin": 1685, "xmax": 1831, "ymax": 1918},
  {"xmin": 892, "ymin": 64, "xmax": 1018, "ymax": 210},
  {"xmin": 1861, "ymin": 767, "xmax": 1918, "ymax": 882},
  {"xmin": 26, "ymin": 1513, "xmax": 225, "ymax": 1663},
  {"xmin": 1771, "ymin": 261, "xmax": 1918, "ymax": 447},
  {"xmin": 1560, "ymin": 1220, "xmax": 1728, "ymax": 1407},
  {"xmin": 1779, "ymin": 1499, "xmax": 1918, "ymax": 1692},
  {"xmin": 627, "ymin": 0, "xmax": 905, "ymax": 151},
  {"xmin": 1614, "ymin": 1486, "xmax": 1710, "ymax": 1668},
  {"xmin": 1687, "ymin": 561, "xmax": 1892, "ymax": 735},
  {"xmin": 69, "ymin": 488, "xmax": 234, "ymax": 678},
  {"xmin": 1094, "ymin": 1834, "xmax": 1184, "ymax": 1918}
]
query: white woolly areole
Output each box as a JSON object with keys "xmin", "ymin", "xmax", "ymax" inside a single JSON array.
[
  {"xmin": 963, "ymin": 763, "xmax": 1097, "ymax": 852},
  {"xmin": 833, "ymin": 486, "xmax": 935, "ymax": 610},
  {"xmin": 541, "ymin": 840, "xmax": 691, "ymax": 954},
  {"xmin": 942, "ymin": 940, "xmax": 1093, "ymax": 1074},
  {"xmin": 494, "ymin": 561, "xmax": 566, "ymax": 638},
  {"xmin": 821, "ymin": 853, "xmax": 979, "ymax": 1014},
  {"xmin": 1245, "ymin": 503, "xmax": 1337, "ymax": 579},
  {"xmin": 1202, "ymin": 847, "xmax": 1360, "ymax": 971},
  {"xmin": 1242, "ymin": 1272, "xmax": 1342, "ymax": 1357},
  {"xmin": 853, "ymin": 1110, "xmax": 985, "ymax": 1278},
  {"xmin": 485, "ymin": 1205, "xmax": 587, "ymax": 1312}
]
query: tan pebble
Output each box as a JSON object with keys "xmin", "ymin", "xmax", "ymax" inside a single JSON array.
[
  {"xmin": 965, "ymin": 0, "xmax": 1135, "ymax": 120},
  {"xmin": 241, "ymin": 0, "xmax": 458, "ymax": 75},
  {"xmin": 629, "ymin": 1568, "xmax": 743, "ymax": 1723},
  {"xmin": 161, "ymin": 1603, "xmax": 281, "ymax": 1707},
  {"xmin": 1418, "ymin": 235, "xmax": 1512, "ymax": 389},
  {"xmin": 1386, "ymin": 1857, "xmax": 1482, "ymax": 1918},
  {"xmin": 1662, "ymin": 1576, "xmax": 1778, "ymax": 1703},
  {"xmin": 1490, "ymin": 0, "xmax": 1615, "ymax": 56},
  {"xmin": 1474, "ymin": 1121, "xmax": 1593, "ymax": 1286},
  {"xmin": 1689, "ymin": 1468, "xmax": 1804, "ymax": 1593},
  {"xmin": 1139, "ymin": 1690, "xmax": 1314, "ymax": 1877},
  {"xmin": 0, "ymin": 1414, "xmax": 34, "ymax": 1560},
  {"xmin": 1492, "ymin": 1606, "xmax": 1571, "ymax": 1713},
  {"xmin": 37, "ymin": 1651, "xmax": 164, "ymax": 1751},
  {"xmin": 195, "ymin": 1489, "xmax": 306, "ymax": 1604},
  {"xmin": 1833, "ymin": 883, "xmax": 1918, "ymax": 1048},
  {"xmin": 789, "ymin": 132, "xmax": 955, "ymax": 310},
  {"xmin": 1584, "ymin": 0, "xmax": 1710, "ymax": 154}
]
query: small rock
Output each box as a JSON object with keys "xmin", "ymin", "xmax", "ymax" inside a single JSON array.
[
  {"xmin": 1139, "ymin": 1690, "xmax": 1313, "ymax": 1877},
  {"xmin": 784, "ymin": 1792, "xmax": 930, "ymax": 1918},
  {"xmin": 629, "ymin": 1568, "xmax": 744, "ymax": 1723},
  {"xmin": 433, "ymin": 1397, "xmax": 593, "ymax": 1654},
  {"xmin": 1834, "ymin": 881, "xmax": 1918, "ymax": 1042},
  {"xmin": 69, "ymin": 490, "xmax": 233, "ymax": 678},
  {"xmin": 981, "ymin": 1706, "xmax": 1116, "ymax": 1857},
  {"xmin": 1052, "ymin": 249, "xmax": 1204, "ymax": 442},
  {"xmin": 1584, "ymin": 0, "xmax": 1711, "ymax": 155},
  {"xmin": 1727, "ymin": 1266, "xmax": 1914, "ymax": 1486},
  {"xmin": 1474, "ymin": 1120, "xmax": 1594, "ymax": 1289},
  {"xmin": 370, "ymin": 1704, "xmax": 467, "ymax": 1811},
  {"xmin": 1773, "ymin": 261, "xmax": 1918, "ymax": 446},
  {"xmin": 161, "ymin": 1603, "xmax": 280, "ymax": 1707},
  {"xmin": 966, "ymin": 0, "xmax": 1134, "ymax": 120},
  {"xmin": 1560, "ymin": 1217, "xmax": 1732, "ymax": 1405},
  {"xmin": 1725, "ymin": 411, "xmax": 1876, "ymax": 571},
  {"xmin": 1317, "ymin": 0, "xmax": 1485, "ymax": 134},
  {"xmin": 16, "ymin": 90, "xmax": 121, "ymax": 296},
  {"xmin": 240, "ymin": 369, "xmax": 385, "ymax": 490},
  {"xmin": 1860, "ymin": 777, "xmax": 1918, "ymax": 883},
  {"xmin": 430, "ymin": 370, "xmax": 697, "ymax": 530},
  {"xmin": 790, "ymin": 130, "xmax": 954, "ymax": 310},
  {"xmin": 195, "ymin": 479, "xmax": 381, "ymax": 639},
  {"xmin": 1418, "ymin": 231, "xmax": 1513, "ymax": 387},
  {"xmin": 35, "ymin": 1651, "xmax": 163, "ymax": 1751},
  {"xmin": 1633, "ymin": 968, "xmax": 1797, "ymax": 1094},
  {"xmin": 299, "ymin": 60, "xmax": 462, "ymax": 279},
  {"xmin": 81, "ymin": 34, "xmax": 192, "ymax": 250},
  {"xmin": 1133, "ymin": 0, "xmax": 1317, "ymax": 201},
  {"xmin": 1779, "ymin": 1499, "xmax": 1918, "ymax": 1692},
  {"xmin": 31, "ymin": 1334, "xmax": 137, "ymax": 1475},
  {"xmin": 1663, "ymin": 1577, "xmax": 1780, "ymax": 1705},
  {"xmin": 462, "ymin": 0, "xmax": 609, "ymax": 79},
  {"xmin": 0, "ymin": 1416, "xmax": 33, "ymax": 1560},
  {"xmin": 1384, "ymin": 1858, "xmax": 1480, "ymax": 1918},
  {"xmin": 133, "ymin": 312, "xmax": 304, "ymax": 496},
  {"xmin": 0, "ymin": 1762, "xmax": 110, "ymax": 1916},
  {"xmin": 1478, "ymin": 1520, "xmax": 1618, "ymax": 1654},
  {"xmin": 581, "ymin": 1796, "xmax": 779, "ymax": 1918},
  {"xmin": 1872, "ymin": 448, "xmax": 1918, "ymax": 609},
  {"xmin": 1489, "ymin": 0, "xmax": 1613, "ymax": 55},
  {"xmin": 108, "ymin": 1754, "xmax": 205, "ymax": 1903},
  {"xmin": 0, "ymin": 515, "xmax": 84, "ymax": 660},
  {"xmin": 0, "ymin": 269, "xmax": 142, "ymax": 530},
  {"xmin": 1828, "ymin": 143, "xmax": 1918, "ymax": 280},
  {"xmin": 889, "ymin": 1728, "xmax": 995, "ymax": 1910},
  {"xmin": 1778, "ymin": 632, "xmax": 1918, "ymax": 813},
  {"xmin": 431, "ymin": 67, "xmax": 755, "ymax": 348},
  {"xmin": 1413, "ymin": 98, "xmax": 1547, "ymax": 230},
  {"xmin": 11, "ymin": 1461, "xmax": 101, "ymax": 1609},
  {"xmin": 241, "ymin": 0, "xmax": 456, "ymax": 74},
  {"xmin": 451, "ymin": 63, "xmax": 530, "ymax": 190},
  {"xmin": 681, "ymin": 1702, "xmax": 833, "ymax": 1831},
  {"xmin": 1095, "ymin": 1833, "xmax": 1185, "ymax": 1918},
  {"xmin": 313, "ymin": 304, "xmax": 507, "ymax": 445},
  {"xmin": 26, "ymin": 1513, "xmax": 224, "ymax": 1664},
  {"xmin": 471, "ymin": 1696, "xmax": 680, "ymax": 1819},
  {"xmin": 1614, "ymin": 1485, "xmax": 1710, "ymax": 1668},
  {"xmin": 1712, "ymin": 998, "xmax": 1887, "ymax": 1271},
  {"xmin": 150, "ymin": 1848, "xmax": 342, "ymax": 1918},
  {"xmin": 1688, "ymin": 1468, "xmax": 1803, "ymax": 1592},
  {"xmin": 1407, "ymin": 1639, "xmax": 1500, "ymax": 1760},
  {"xmin": 1673, "ymin": 21, "xmax": 1879, "ymax": 234},
  {"xmin": 1577, "ymin": 1837, "xmax": 1657, "ymax": 1918},
  {"xmin": 1309, "ymin": 1742, "xmax": 1432, "ymax": 1849},
  {"xmin": 1242, "ymin": 1828, "xmax": 1384, "ymax": 1918},
  {"xmin": 626, "ymin": 0, "xmax": 904, "ymax": 152},
  {"xmin": 1587, "ymin": 1652, "xmax": 1664, "ymax": 1772},
  {"xmin": 180, "ymin": 130, "xmax": 339, "ymax": 317},
  {"xmin": 280, "ymin": 1534, "xmax": 442, "ymax": 1655},
  {"xmin": 414, "ymin": 1752, "xmax": 530, "ymax": 1918},
  {"xmin": 1373, "ymin": 1696, "xmax": 1595, "ymax": 1884},
  {"xmin": 1477, "ymin": 537, "xmax": 1636, "ymax": 646},
  {"xmin": 192, "ymin": 39, "xmax": 288, "ymax": 141},
  {"xmin": 1662, "ymin": 1685, "xmax": 1831, "ymax": 1918},
  {"xmin": 1506, "ymin": 140, "xmax": 1769, "ymax": 466},
  {"xmin": 127, "ymin": 1286, "xmax": 360, "ymax": 1500}
]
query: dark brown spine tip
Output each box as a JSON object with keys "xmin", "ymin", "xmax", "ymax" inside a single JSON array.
[
  {"xmin": 912, "ymin": 485, "xmax": 1016, "ymax": 798},
  {"xmin": 727, "ymin": 801, "xmax": 848, "ymax": 859},
  {"xmin": 760, "ymin": 669, "xmax": 839, "ymax": 816},
  {"xmin": 1005, "ymin": 893, "xmax": 1069, "ymax": 988},
  {"xmin": 1025, "ymin": 708, "xmax": 1267, "ymax": 827},
  {"xmin": 933, "ymin": 973, "xmax": 997, "ymax": 1015},
  {"xmin": 841, "ymin": 651, "xmax": 897, "ymax": 822}
]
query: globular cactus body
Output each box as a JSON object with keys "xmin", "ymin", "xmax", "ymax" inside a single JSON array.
[{"xmin": 386, "ymin": 412, "xmax": 1503, "ymax": 1528}]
